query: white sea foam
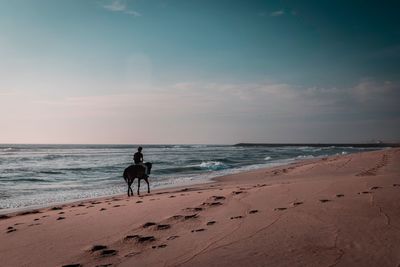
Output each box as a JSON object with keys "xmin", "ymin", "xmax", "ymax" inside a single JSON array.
[{"xmin": 199, "ymin": 161, "xmax": 227, "ymax": 170}]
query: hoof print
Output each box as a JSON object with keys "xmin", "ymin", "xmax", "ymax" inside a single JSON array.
[
  {"xmin": 184, "ymin": 214, "xmax": 198, "ymax": 220},
  {"xmin": 100, "ymin": 249, "xmax": 117, "ymax": 257},
  {"xmin": 62, "ymin": 264, "xmax": 81, "ymax": 267},
  {"xmin": 370, "ymin": 186, "xmax": 381, "ymax": 190},
  {"xmin": 249, "ymin": 209, "xmax": 259, "ymax": 214},
  {"xmin": 212, "ymin": 196, "xmax": 226, "ymax": 201},
  {"xmin": 232, "ymin": 191, "xmax": 243, "ymax": 195},
  {"xmin": 336, "ymin": 194, "xmax": 344, "ymax": 198},
  {"xmin": 7, "ymin": 228, "xmax": 17, "ymax": 233},
  {"xmin": 393, "ymin": 184, "xmax": 400, "ymax": 187},
  {"xmin": 136, "ymin": 201, "xmax": 143, "ymax": 203},
  {"xmin": 292, "ymin": 202, "xmax": 303, "ymax": 207},
  {"xmin": 51, "ymin": 207, "xmax": 63, "ymax": 211},
  {"xmin": 358, "ymin": 191, "xmax": 371, "ymax": 195},
  {"xmin": 100, "ymin": 208, "xmax": 107, "ymax": 211},
  {"xmin": 143, "ymin": 222, "xmax": 157, "ymax": 228},
  {"xmin": 138, "ymin": 236, "xmax": 155, "ymax": 243},
  {"xmin": 57, "ymin": 216, "xmax": 65, "ymax": 220},
  {"xmin": 230, "ymin": 216, "xmax": 243, "ymax": 219},
  {"xmin": 152, "ymin": 244, "xmax": 167, "ymax": 249},
  {"xmin": 157, "ymin": 224, "xmax": 171, "ymax": 230},
  {"xmin": 91, "ymin": 245, "xmax": 108, "ymax": 252},
  {"xmin": 191, "ymin": 228, "xmax": 206, "ymax": 232},
  {"xmin": 319, "ymin": 199, "xmax": 331, "ymax": 203},
  {"xmin": 207, "ymin": 221, "xmax": 216, "ymax": 225},
  {"xmin": 274, "ymin": 207, "xmax": 287, "ymax": 211}
]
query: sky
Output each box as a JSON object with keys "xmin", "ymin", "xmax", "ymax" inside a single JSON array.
[{"xmin": 1, "ymin": 0, "xmax": 399, "ymax": 144}]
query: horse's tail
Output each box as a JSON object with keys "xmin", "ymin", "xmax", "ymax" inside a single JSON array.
[{"xmin": 123, "ymin": 167, "xmax": 130, "ymax": 183}]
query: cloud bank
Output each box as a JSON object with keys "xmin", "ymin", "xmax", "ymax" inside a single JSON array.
[{"xmin": 1, "ymin": 79, "xmax": 399, "ymax": 144}]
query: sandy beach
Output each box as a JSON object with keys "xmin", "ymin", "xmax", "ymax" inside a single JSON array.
[{"xmin": 1, "ymin": 148, "xmax": 399, "ymax": 267}]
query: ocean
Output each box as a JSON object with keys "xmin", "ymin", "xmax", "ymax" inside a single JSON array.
[{"xmin": 0, "ymin": 144, "xmax": 380, "ymax": 211}]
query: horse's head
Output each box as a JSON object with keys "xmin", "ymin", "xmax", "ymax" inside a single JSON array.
[{"xmin": 145, "ymin": 162, "xmax": 152, "ymax": 174}]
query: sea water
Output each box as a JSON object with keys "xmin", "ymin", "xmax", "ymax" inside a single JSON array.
[{"xmin": 0, "ymin": 144, "xmax": 379, "ymax": 211}]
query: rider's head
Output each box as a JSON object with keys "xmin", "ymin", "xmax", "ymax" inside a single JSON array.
[{"xmin": 138, "ymin": 146, "xmax": 143, "ymax": 152}]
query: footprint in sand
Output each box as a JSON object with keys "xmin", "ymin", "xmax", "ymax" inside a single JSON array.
[
  {"xmin": 230, "ymin": 216, "xmax": 243, "ymax": 219},
  {"xmin": 152, "ymin": 244, "xmax": 167, "ymax": 249},
  {"xmin": 113, "ymin": 205, "xmax": 121, "ymax": 207},
  {"xmin": 336, "ymin": 194, "xmax": 344, "ymax": 198},
  {"xmin": 89, "ymin": 245, "xmax": 107, "ymax": 252},
  {"xmin": 393, "ymin": 184, "xmax": 400, "ymax": 187},
  {"xmin": 319, "ymin": 199, "xmax": 331, "ymax": 203},
  {"xmin": 143, "ymin": 222, "xmax": 157, "ymax": 228},
  {"xmin": 358, "ymin": 191, "xmax": 371, "ymax": 195},
  {"xmin": 100, "ymin": 249, "xmax": 117, "ymax": 257},
  {"xmin": 77, "ymin": 204, "xmax": 85, "ymax": 207},
  {"xmin": 6, "ymin": 227, "xmax": 17, "ymax": 233},
  {"xmin": 212, "ymin": 196, "xmax": 226, "ymax": 201},
  {"xmin": 57, "ymin": 216, "xmax": 65, "ymax": 220},
  {"xmin": 232, "ymin": 191, "xmax": 243, "ymax": 195},
  {"xmin": 59, "ymin": 212, "xmax": 65, "ymax": 214},
  {"xmin": 34, "ymin": 218, "xmax": 40, "ymax": 221},
  {"xmin": 136, "ymin": 201, "xmax": 143, "ymax": 203},
  {"xmin": 125, "ymin": 235, "xmax": 156, "ymax": 243},
  {"xmin": 249, "ymin": 209, "xmax": 259, "ymax": 214},
  {"xmin": 62, "ymin": 264, "xmax": 81, "ymax": 267},
  {"xmin": 274, "ymin": 207, "xmax": 287, "ymax": 211},
  {"xmin": 184, "ymin": 214, "xmax": 198, "ymax": 220},
  {"xmin": 202, "ymin": 202, "xmax": 222, "ymax": 207},
  {"xmin": 51, "ymin": 207, "xmax": 63, "ymax": 211},
  {"xmin": 157, "ymin": 224, "xmax": 171, "ymax": 230},
  {"xmin": 207, "ymin": 221, "xmax": 216, "ymax": 225},
  {"xmin": 292, "ymin": 202, "xmax": 303, "ymax": 207},
  {"xmin": 100, "ymin": 208, "xmax": 107, "ymax": 211},
  {"xmin": 191, "ymin": 228, "xmax": 206, "ymax": 232},
  {"xmin": 370, "ymin": 186, "xmax": 382, "ymax": 190}
]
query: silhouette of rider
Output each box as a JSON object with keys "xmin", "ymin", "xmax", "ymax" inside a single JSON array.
[{"xmin": 133, "ymin": 146, "xmax": 148, "ymax": 176}]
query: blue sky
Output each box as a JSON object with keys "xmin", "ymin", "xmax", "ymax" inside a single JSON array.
[{"xmin": 1, "ymin": 0, "xmax": 399, "ymax": 144}]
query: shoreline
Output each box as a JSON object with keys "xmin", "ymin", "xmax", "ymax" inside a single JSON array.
[
  {"xmin": 1, "ymin": 148, "xmax": 399, "ymax": 267},
  {"xmin": 0, "ymin": 155, "xmax": 321, "ymax": 216},
  {"xmin": 0, "ymin": 153, "xmax": 331, "ymax": 217}
]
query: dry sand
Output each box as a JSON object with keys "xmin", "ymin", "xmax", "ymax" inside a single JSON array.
[{"xmin": 1, "ymin": 148, "xmax": 399, "ymax": 267}]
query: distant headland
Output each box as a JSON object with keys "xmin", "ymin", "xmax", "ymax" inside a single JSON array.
[{"xmin": 234, "ymin": 143, "xmax": 400, "ymax": 147}]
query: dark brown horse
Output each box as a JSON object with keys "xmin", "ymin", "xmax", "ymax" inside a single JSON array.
[{"xmin": 123, "ymin": 162, "xmax": 152, "ymax": 196}]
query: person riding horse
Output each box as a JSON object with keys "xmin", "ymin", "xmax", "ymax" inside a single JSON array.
[{"xmin": 123, "ymin": 146, "xmax": 152, "ymax": 196}]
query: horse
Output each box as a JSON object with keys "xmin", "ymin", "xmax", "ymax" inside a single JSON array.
[{"xmin": 123, "ymin": 162, "xmax": 152, "ymax": 196}]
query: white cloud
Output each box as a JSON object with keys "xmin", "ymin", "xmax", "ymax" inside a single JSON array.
[
  {"xmin": 101, "ymin": 0, "xmax": 141, "ymax": 16},
  {"xmin": 270, "ymin": 10, "xmax": 285, "ymax": 17}
]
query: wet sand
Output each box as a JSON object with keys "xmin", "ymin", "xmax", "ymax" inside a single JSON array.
[{"xmin": 1, "ymin": 148, "xmax": 399, "ymax": 267}]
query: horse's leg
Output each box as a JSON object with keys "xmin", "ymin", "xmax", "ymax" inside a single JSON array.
[
  {"xmin": 128, "ymin": 181, "xmax": 132, "ymax": 196},
  {"xmin": 129, "ymin": 179, "xmax": 134, "ymax": 196},
  {"xmin": 137, "ymin": 178, "xmax": 141, "ymax": 195},
  {"xmin": 144, "ymin": 177, "xmax": 150, "ymax": 193}
]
